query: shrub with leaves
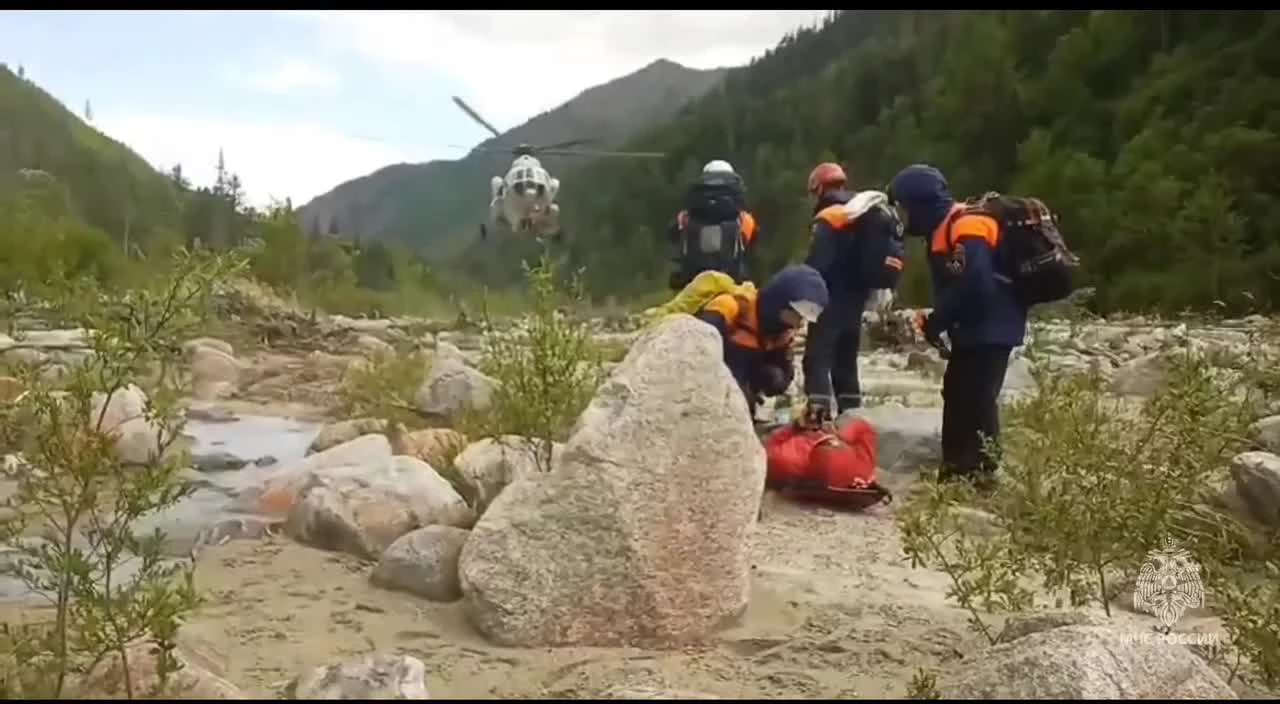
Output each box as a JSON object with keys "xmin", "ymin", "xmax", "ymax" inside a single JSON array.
[
  {"xmin": 337, "ymin": 347, "xmax": 431, "ymax": 426},
  {"xmin": 471, "ymin": 250, "xmax": 606, "ymax": 473},
  {"xmin": 898, "ymin": 331, "xmax": 1280, "ymax": 688},
  {"xmin": 0, "ymin": 249, "xmax": 245, "ymax": 698}
]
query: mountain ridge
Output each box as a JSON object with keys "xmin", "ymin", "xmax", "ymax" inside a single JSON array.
[{"xmin": 298, "ymin": 58, "xmax": 730, "ymax": 257}]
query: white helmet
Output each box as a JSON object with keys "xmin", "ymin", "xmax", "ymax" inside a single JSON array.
[{"xmin": 702, "ymin": 159, "xmax": 735, "ymax": 176}]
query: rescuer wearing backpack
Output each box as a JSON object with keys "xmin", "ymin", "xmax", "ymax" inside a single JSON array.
[
  {"xmin": 667, "ymin": 160, "xmax": 760, "ymax": 291},
  {"xmin": 887, "ymin": 163, "xmax": 1078, "ymax": 485},
  {"xmin": 800, "ymin": 162, "xmax": 906, "ymax": 425},
  {"xmin": 695, "ymin": 264, "xmax": 829, "ymax": 418}
]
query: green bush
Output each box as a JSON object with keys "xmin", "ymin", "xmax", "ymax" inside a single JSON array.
[
  {"xmin": 469, "ymin": 251, "xmax": 607, "ymax": 472},
  {"xmin": 0, "ymin": 249, "xmax": 244, "ymax": 698},
  {"xmin": 897, "ymin": 330, "xmax": 1280, "ymax": 690}
]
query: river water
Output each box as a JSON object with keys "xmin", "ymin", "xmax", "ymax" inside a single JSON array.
[{"xmin": 0, "ymin": 413, "xmax": 325, "ymax": 602}]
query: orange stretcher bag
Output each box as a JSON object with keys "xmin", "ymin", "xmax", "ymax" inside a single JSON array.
[{"xmin": 763, "ymin": 417, "xmax": 891, "ymax": 511}]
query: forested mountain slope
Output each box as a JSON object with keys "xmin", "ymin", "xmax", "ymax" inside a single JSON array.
[
  {"xmin": 0, "ymin": 64, "xmax": 183, "ymax": 249},
  {"xmin": 298, "ymin": 59, "xmax": 728, "ymax": 259},
  {"xmin": 490, "ymin": 11, "xmax": 1280, "ymax": 315}
]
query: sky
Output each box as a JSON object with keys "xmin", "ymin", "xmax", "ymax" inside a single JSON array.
[{"xmin": 0, "ymin": 10, "xmax": 830, "ymax": 208}]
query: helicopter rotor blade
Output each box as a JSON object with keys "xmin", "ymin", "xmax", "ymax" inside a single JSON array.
[
  {"xmin": 536, "ymin": 148, "xmax": 666, "ymax": 158},
  {"xmin": 537, "ymin": 137, "xmax": 597, "ymax": 151},
  {"xmin": 467, "ymin": 146, "xmax": 516, "ymax": 155},
  {"xmin": 452, "ymin": 96, "xmax": 502, "ymax": 139}
]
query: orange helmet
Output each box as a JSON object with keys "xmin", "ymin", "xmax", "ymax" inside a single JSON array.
[{"xmin": 807, "ymin": 162, "xmax": 847, "ymax": 196}]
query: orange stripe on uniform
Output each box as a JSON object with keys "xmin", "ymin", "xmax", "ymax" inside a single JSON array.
[
  {"xmin": 930, "ymin": 205, "xmax": 1000, "ymax": 254},
  {"xmin": 813, "ymin": 205, "xmax": 847, "ymax": 228},
  {"xmin": 739, "ymin": 211, "xmax": 758, "ymax": 243}
]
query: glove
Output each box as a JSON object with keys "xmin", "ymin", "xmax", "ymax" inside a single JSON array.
[
  {"xmin": 802, "ymin": 399, "xmax": 834, "ymax": 429},
  {"xmin": 915, "ymin": 311, "xmax": 951, "ymax": 359}
]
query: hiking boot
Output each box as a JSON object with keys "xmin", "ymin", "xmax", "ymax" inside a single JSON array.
[{"xmin": 837, "ymin": 394, "xmax": 862, "ymax": 414}]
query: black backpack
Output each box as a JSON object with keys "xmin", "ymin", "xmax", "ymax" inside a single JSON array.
[
  {"xmin": 951, "ymin": 192, "xmax": 1080, "ymax": 307},
  {"xmin": 679, "ymin": 178, "xmax": 747, "ymax": 260},
  {"xmin": 685, "ymin": 176, "xmax": 745, "ymax": 222}
]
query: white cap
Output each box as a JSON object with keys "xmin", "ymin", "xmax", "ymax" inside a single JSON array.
[
  {"xmin": 789, "ymin": 300, "xmax": 823, "ymax": 324},
  {"xmin": 702, "ymin": 159, "xmax": 735, "ymax": 176}
]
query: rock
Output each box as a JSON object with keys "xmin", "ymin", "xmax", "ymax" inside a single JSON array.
[
  {"xmin": 192, "ymin": 450, "xmax": 250, "ymax": 472},
  {"xmin": 90, "ymin": 384, "xmax": 173, "ymax": 465},
  {"xmin": 354, "ymin": 333, "xmax": 395, "ymax": 356},
  {"xmin": 995, "ymin": 609, "xmax": 1109, "ymax": 644},
  {"xmin": 71, "ymin": 639, "xmax": 245, "ymax": 698},
  {"xmin": 186, "ymin": 403, "xmax": 239, "ymax": 423},
  {"xmin": 904, "ymin": 350, "xmax": 945, "ymax": 377},
  {"xmin": 188, "ymin": 344, "xmax": 243, "ymax": 401},
  {"xmin": 93, "ymin": 383, "xmax": 149, "ymax": 430},
  {"xmin": 284, "ymin": 455, "xmax": 475, "ymax": 559},
  {"xmin": 1001, "ymin": 355, "xmax": 1036, "ymax": 397},
  {"xmin": 1222, "ymin": 451, "xmax": 1280, "ymax": 528},
  {"xmin": 459, "ymin": 316, "xmax": 764, "ymax": 647},
  {"xmin": 1252, "ymin": 415, "xmax": 1280, "ymax": 454},
  {"xmin": 370, "ymin": 525, "xmax": 470, "ymax": 601},
  {"xmin": 183, "ymin": 336, "xmax": 235, "ymax": 356},
  {"xmin": 453, "ymin": 435, "xmax": 564, "ymax": 511},
  {"xmin": 236, "ymin": 434, "xmax": 394, "ymax": 518},
  {"xmin": 1110, "ymin": 352, "xmax": 1166, "ymax": 397},
  {"xmin": 414, "ymin": 342, "xmax": 496, "ymax": 424},
  {"xmin": 937, "ymin": 624, "xmax": 1236, "ymax": 699},
  {"xmin": 842, "ymin": 405, "xmax": 941, "ymax": 474},
  {"xmin": 286, "ymin": 654, "xmax": 429, "ymax": 699},
  {"xmin": 192, "ymin": 514, "xmax": 281, "ymax": 556},
  {"xmin": 309, "ymin": 418, "xmax": 388, "ymax": 454},
  {"xmin": 388, "ymin": 425, "xmax": 468, "ymax": 469}
]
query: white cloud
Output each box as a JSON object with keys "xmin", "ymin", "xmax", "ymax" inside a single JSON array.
[
  {"xmin": 281, "ymin": 10, "xmax": 830, "ymax": 134},
  {"xmin": 241, "ymin": 57, "xmax": 340, "ymax": 94},
  {"xmin": 94, "ymin": 111, "xmax": 419, "ymax": 207}
]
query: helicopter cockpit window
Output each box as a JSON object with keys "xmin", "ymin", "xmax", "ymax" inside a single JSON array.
[{"xmin": 512, "ymin": 167, "xmax": 541, "ymax": 196}]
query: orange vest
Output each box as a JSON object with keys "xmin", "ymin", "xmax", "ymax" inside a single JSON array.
[{"xmin": 701, "ymin": 292, "xmax": 792, "ymax": 351}]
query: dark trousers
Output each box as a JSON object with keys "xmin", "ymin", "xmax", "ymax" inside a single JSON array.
[
  {"xmin": 940, "ymin": 344, "xmax": 1013, "ymax": 479},
  {"xmin": 802, "ymin": 297, "xmax": 866, "ymax": 414}
]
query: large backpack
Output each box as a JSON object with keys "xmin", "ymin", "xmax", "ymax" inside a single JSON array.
[
  {"xmin": 951, "ymin": 192, "xmax": 1080, "ymax": 307},
  {"xmin": 678, "ymin": 178, "xmax": 748, "ymax": 263},
  {"xmin": 641, "ymin": 269, "xmax": 756, "ymax": 326}
]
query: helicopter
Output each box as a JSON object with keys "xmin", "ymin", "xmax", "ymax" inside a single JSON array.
[{"xmin": 451, "ymin": 96, "xmax": 666, "ymax": 242}]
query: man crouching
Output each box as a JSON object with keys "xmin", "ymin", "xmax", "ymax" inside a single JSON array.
[{"xmin": 694, "ymin": 264, "xmax": 829, "ymax": 418}]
